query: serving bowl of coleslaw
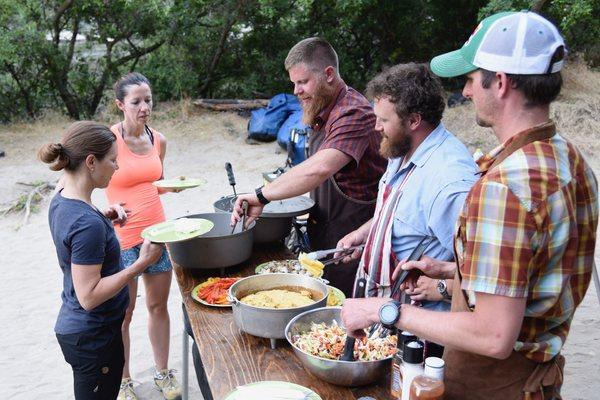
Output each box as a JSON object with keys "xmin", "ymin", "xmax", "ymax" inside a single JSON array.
[{"xmin": 285, "ymin": 307, "xmax": 397, "ymax": 387}]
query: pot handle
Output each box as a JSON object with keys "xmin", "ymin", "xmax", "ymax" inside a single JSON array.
[{"xmin": 227, "ymin": 292, "xmax": 240, "ymax": 305}]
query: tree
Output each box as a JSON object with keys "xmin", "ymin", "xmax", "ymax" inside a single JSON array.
[{"xmin": 2, "ymin": 0, "xmax": 171, "ymax": 119}]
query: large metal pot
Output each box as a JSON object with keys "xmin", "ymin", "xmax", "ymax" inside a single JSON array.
[
  {"xmin": 228, "ymin": 273, "xmax": 328, "ymax": 349},
  {"xmin": 167, "ymin": 213, "xmax": 255, "ymax": 269},
  {"xmin": 285, "ymin": 307, "xmax": 393, "ymax": 387},
  {"xmin": 213, "ymin": 194, "xmax": 314, "ymax": 243}
]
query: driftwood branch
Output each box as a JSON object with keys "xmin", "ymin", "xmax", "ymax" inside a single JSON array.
[
  {"xmin": 193, "ymin": 99, "xmax": 269, "ymax": 111},
  {"xmin": 1, "ymin": 181, "xmax": 56, "ymax": 227}
]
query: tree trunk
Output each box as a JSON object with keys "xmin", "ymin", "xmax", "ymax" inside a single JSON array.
[
  {"xmin": 531, "ymin": 0, "xmax": 548, "ymax": 12},
  {"xmin": 5, "ymin": 64, "xmax": 36, "ymax": 118},
  {"xmin": 198, "ymin": 0, "xmax": 245, "ymax": 96}
]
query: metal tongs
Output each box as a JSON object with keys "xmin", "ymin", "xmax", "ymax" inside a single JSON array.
[
  {"xmin": 304, "ymin": 245, "xmax": 364, "ymax": 261},
  {"xmin": 367, "ymin": 236, "xmax": 431, "ymax": 339},
  {"xmin": 231, "ymin": 201, "xmax": 248, "ymax": 234},
  {"xmin": 225, "ymin": 162, "xmax": 249, "ymax": 233}
]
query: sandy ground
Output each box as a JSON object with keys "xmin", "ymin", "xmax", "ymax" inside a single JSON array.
[{"xmin": 1, "ymin": 66, "xmax": 600, "ymax": 399}]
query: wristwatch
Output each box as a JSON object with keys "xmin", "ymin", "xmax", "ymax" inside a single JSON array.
[
  {"xmin": 437, "ymin": 279, "xmax": 451, "ymax": 300},
  {"xmin": 255, "ymin": 186, "xmax": 271, "ymax": 205},
  {"xmin": 379, "ymin": 300, "xmax": 402, "ymax": 329}
]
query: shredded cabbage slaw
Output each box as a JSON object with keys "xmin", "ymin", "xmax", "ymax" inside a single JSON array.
[{"xmin": 291, "ymin": 321, "xmax": 397, "ymax": 361}]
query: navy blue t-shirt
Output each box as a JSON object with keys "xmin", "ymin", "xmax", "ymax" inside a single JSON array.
[{"xmin": 49, "ymin": 191, "xmax": 129, "ymax": 334}]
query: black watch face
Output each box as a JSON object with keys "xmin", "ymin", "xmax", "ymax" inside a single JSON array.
[{"xmin": 380, "ymin": 303, "xmax": 398, "ymax": 325}]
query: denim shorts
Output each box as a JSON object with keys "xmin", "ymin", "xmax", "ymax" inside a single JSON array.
[{"xmin": 121, "ymin": 244, "xmax": 172, "ymax": 274}]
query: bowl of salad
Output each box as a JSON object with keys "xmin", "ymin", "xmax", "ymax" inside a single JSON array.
[{"xmin": 284, "ymin": 307, "xmax": 397, "ymax": 387}]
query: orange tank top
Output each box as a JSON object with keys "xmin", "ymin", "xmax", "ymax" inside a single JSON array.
[{"xmin": 106, "ymin": 125, "xmax": 166, "ymax": 250}]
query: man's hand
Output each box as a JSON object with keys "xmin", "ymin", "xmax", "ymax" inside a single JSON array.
[
  {"xmin": 405, "ymin": 276, "xmax": 443, "ymax": 302},
  {"xmin": 341, "ymin": 297, "xmax": 389, "ymax": 338},
  {"xmin": 334, "ymin": 230, "xmax": 365, "ymax": 263},
  {"xmin": 392, "ymin": 256, "xmax": 456, "ymax": 292},
  {"xmin": 103, "ymin": 202, "xmax": 130, "ymax": 226},
  {"xmin": 231, "ymin": 193, "xmax": 264, "ymax": 229}
]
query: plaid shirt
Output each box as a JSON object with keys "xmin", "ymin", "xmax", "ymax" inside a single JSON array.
[
  {"xmin": 312, "ymin": 84, "xmax": 386, "ymax": 201},
  {"xmin": 455, "ymin": 122, "xmax": 598, "ymax": 363}
]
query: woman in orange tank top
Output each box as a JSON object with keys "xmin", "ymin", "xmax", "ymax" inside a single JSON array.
[{"xmin": 106, "ymin": 73, "xmax": 182, "ymax": 400}]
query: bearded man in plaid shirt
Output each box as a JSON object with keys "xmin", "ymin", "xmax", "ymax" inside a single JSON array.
[{"xmin": 342, "ymin": 11, "xmax": 598, "ymax": 399}]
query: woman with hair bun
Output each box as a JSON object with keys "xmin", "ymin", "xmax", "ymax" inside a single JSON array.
[
  {"xmin": 107, "ymin": 72, "xmax": 182, "ymax": 400},
  {"xmin": 40, "ymin": 121, "xmax": 163, "ymax": 400}
]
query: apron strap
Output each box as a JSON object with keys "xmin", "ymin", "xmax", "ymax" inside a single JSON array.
[{"xmin": 487, "ymin": 121, "xmax": 556, "ymax": 172}]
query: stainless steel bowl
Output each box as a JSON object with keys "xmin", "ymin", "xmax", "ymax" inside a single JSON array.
[
  {"xmin": 228, "ymin": 273, "xmax": 328, "ymax": 349},
  {"xmin": 285, "ymin": 307, "xmax": 392, "ymax": 387}
]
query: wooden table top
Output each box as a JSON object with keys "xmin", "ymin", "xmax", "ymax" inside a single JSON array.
[{"xmin": 172, "ymin": 243, "xmax": 393, "ymax": 400}]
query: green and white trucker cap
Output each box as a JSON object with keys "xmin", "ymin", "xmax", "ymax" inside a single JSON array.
[{"xmin": 431, "ymin": 11, "xmax": 566, "ymax": 78}]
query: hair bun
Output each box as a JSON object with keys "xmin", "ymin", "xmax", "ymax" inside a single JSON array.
[{"xmin": 54, "ymin": 143, "xmax": 64, "ymax": 155}]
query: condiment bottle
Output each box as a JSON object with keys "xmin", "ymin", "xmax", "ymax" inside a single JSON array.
[
  {"xmin": 390, "ymin": 349, "xmax": 403, "ymax": 398},
  {"xmin": 409, "ymin": 357, "xmax": 445, "ymax": 400},
  {"xmin": 398, "ymin": 331, "xmax": 418, "ymax": 359},
  {"xmin": 391, "ymin": 331, "xmax": 418, "ymax": 399},
  {"xmin": 401, "ymin": 340, "xmax": 424, "ymax": 400},
  {"xmin": 424, "ymin": 340, "xmax": 444, "ymax": 359}
]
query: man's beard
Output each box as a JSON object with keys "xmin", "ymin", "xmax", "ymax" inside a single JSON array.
[
  {"xmin": 379, "ymin": 132, "xmax": 412, "ymax": 159},
  {"xmin": 301, "ymin": 80, "xmax": 337, "ymax": 125}
]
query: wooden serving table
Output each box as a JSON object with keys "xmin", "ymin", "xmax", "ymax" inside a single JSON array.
[{"xmin": 172, "ymin": 243, "xmax": 393, "ymax": 400}]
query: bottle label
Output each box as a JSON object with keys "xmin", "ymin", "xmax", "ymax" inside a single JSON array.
[{"xmin": 391, "ymin": 362, "xmax": 403, "ymax": 398}]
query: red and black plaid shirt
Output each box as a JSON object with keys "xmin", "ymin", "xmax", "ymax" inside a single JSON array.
[{"xmin": 312, "ymin": 84, "xmax": 386, "ymax": 201}]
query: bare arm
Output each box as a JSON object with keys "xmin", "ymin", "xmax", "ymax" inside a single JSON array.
[
  {"xmin": 231, "ymin": 148, "xmax": 352, "ymax": 226},
  {"xmin": 398, "ymin": 292, "xmax": 526, "ymax": 359},
  {"xmin": 155, "ymin": 132, "xmax": 169, "ymax": 194},
  {"xmin": 342, "ymin": 292, "xmax": 526, "ymax": 359},
  {"xmin": 263, "ymin": 148, "xmax": 352, "ymax": 200},
  {"xmin": 71, "ymin": 240, "xmax": 163, "ymax": 311}
]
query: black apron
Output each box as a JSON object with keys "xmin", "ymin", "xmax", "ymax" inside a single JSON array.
[{"xmin": 307, "ymin": 124, "xmax": 377, "ymax": 297}]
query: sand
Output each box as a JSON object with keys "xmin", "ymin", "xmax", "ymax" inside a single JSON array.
[{"xmin": 1, "ymin": 93, "xmax": 599, "ymax": 399}]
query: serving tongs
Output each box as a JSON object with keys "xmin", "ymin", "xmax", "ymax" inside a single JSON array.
[
  {"xmin": 340, "ymin": 277, "xmax": 367, "ymax": 361},
  {"xmin": 231, "ymin": 201, "xmax": 248, "ymax": 234},
  {"xmin": 304, "ymin": 244, "xmax": 364, "ymax": 261},
  {"xmin": 367, "ymin": 236, "xmax": 431, "ymax": 339},
  {"xmin": 225, "ymin": 162, "xmax": 249, "ymax": 233}
]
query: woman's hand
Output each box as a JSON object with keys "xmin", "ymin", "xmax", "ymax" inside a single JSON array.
[
  {"xmin": 137, "ymin": 239, "xmax": 164, "ymax": 269},
  {"xmin": 157, "ymin": 187, "xmax": 185, "ymax": 194},
  {"xmin": 103, "ymin": 202, "xmax": 130, "ymax": 226},
  {"xmin": 404, "ymin": 276, "xmax": 443, "ymax": 302}
]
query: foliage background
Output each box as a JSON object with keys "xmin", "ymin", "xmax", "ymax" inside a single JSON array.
[{"xmin": 0, "ymin": 0, "xmax": 598, "ymax": 121}]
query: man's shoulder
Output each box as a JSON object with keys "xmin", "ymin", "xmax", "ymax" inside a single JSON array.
[
  {"xmin": 327, "ymin": 86, "xmax": 374, "ymax": 124},
  {"xmin": 483, "ymin": 134, "xmax": 590, "ymax": 211},
  {"xmin": 427, "ymin": 129, "xmax": 479, "ymax": 181}
]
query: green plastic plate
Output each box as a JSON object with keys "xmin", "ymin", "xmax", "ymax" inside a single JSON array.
[
  {"xmin": 223, "ymin": 381, "xmax": 322, "ymax": 400},
  {"xmin": 140, "ymin": 218, "xmax": 214, "ymax": 243},
  {"xmin": 152, "ymin": 177, "xmax": 205, "ymax": 190},
  {"xmin": 327, "ymin": 285, "xmax": 346, "ymax": 306}
]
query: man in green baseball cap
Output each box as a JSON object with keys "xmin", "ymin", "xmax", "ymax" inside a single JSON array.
[{"xmin": 341, "ymin": 11, "xmax": 598, "ymax": 399}]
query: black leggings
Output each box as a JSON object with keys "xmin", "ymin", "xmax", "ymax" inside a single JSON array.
[{"xmin": 56, "ymin": 321, "xmax": 124, "ymax": 400}]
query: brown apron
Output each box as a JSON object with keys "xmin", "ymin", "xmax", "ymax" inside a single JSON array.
[
  {"xmin": 444, "ymin": 123, "xmax": 565, "ymax": 400},
  {"xmin": 307, "ymin": 125, "xmax": 377, "ymax": 297}
]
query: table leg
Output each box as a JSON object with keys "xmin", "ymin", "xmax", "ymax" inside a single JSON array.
[
  {"xmin": 182, "ymin": 302, "xmax": 215, "ymax": 400},
  {"xmin": 182, "ymin": 325, "xmax": 189, "ymax": 400}
]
